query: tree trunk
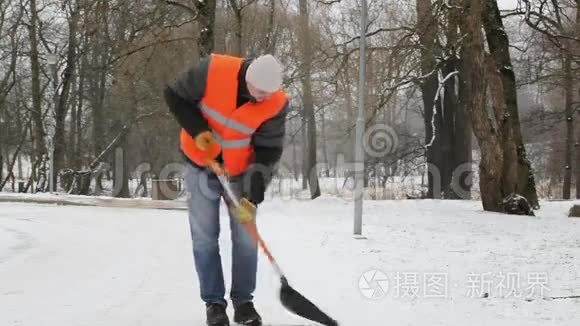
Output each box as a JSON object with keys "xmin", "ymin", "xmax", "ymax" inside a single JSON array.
[
  {"xmin": 90, "ymin": 3, "xmax": 108, "ymax": 160},
  {"xmin": 482, "ymin": 0, "xmax": 539, "ymax": 208},
  {"xmin": 301, "ymin": 114, "xmax": 308, "ymax": 190},
  {"xmin": 195, "ymin": 0, "xmax": 217, "ymax": 57},
  {"xmin": 298, "ymin": 0, "xmax": 320, "ymax": 199},
  {"xmin": 562, "ymin": 52, "xmax": 573, "ymax": 199},
  {"xmin": 321, "ymin": 109, "xmax": 330, "ymax": 177},
  {"xmin": 292, "ymin": 128, "xmax": 299, "ymax": 181},
  {"xmin": 574, "ymin": 0, "xmax": 580, "ymax": 199},
  {"xmin": 28, "ymin": 0, "xmax": 47, "ymax": 184},
  {"xmin": 54, "ymin": 2, "xmax": 80, "ymax": 190},
  {"xmin": 441, "ymin": 60, "xmax": 459, "ymax": 198},
  {"xmin": 16, "ymin": 108, "xmax": 23, "ymax": 180},
  {"xmin": 18, "ymin": 154, "xmax": 23, "ymax": 180},
  {"xmin": 0, "ymin": 93, "xmax": 4, "ymax": 186},
  {"xmin": 455, "ymin": 55, "xmax": 473, "ymax": 199},
  {"xmin": 263, "ymin": 0, "xmax": 276, "ymax": 54},
  {"xmin": 92, "ymin": 55, "xmax": 107, "ymax": 158},
  {"xmin": 112, "ymin": 136, "xmax": 130, "ymax": 198},
  {"xmin": 417, "ymin": 0, "xmax": 444, "ymax": 199},
  {"xmin": 75, "ymin": 93, "xmax": 83, "ymax": 169},
  {"xmin": 228, "ymin": 1, "xmax": 243, "ymax": 56},
  {"xmin": 343, "ymin": 58, "xmax": 354, "ymax": 164},
  {"xmin": 0, "ymin": 11, "xmax": 21, "ymax": 188},
  {"xmin": 486, "ymin": 53, "xmax": 519, "ymax": 199},
  {"xmin": 69, "ymin": 79, "xmax": 78, "ymax": 169},
  {"xmin": 446, "ymin": 5, "xmax": 472, "ymax": 199},
  {"xmin": 0, "ymin": 131, "xmax": 3, "ymax": 188},
  {"xmin": 75, "ymin": 38, "xmax": 88, "ymax": 170},
  {"xmin": 1, "ymin": 117, "xmax": 32, "ymax": 191},
  {"xmin": 462, "ymin": 0, "xmax": 504, "ymax": 212}
]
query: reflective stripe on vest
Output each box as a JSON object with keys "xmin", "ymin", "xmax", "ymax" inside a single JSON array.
[
  {"xmin": 200, "ymin": 103, "xmax": 255, "ymax": 135},
  {"xmin": 179, "ymin": 54, "xmax": 288, "ymax": 176},
  {"xmin": 213, "ymin": 133, "xmax": 251, "ymax": 148}
]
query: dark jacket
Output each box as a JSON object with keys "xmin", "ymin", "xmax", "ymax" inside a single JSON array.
[{"xmin": 164, "ymin": 56, "xmax": 288, "ymax": 204}]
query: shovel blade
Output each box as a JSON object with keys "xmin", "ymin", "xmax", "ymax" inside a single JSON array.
[{"xmin": 279, "ymin": 277, "xmax": 338, "ymax": 326}]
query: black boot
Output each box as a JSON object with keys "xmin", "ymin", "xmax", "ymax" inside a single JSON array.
[
  {"xmin": 233, "ymin": 302, "xmax": 262, "ymax": 326},
  {"xmin": 206, "ymin": 303, "xmax": 229, "ymax": 326}
]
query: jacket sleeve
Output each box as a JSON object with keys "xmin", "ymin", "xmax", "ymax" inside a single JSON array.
[
  {"xmin": 252, "ymin": 100, "xmax": 288, "ymax": 171},
  {"xmin": 239, "ymin": 101, "xmax": 288, "ymax": 205},
  {"xmin": 164, "ymin": 57, "xmax": 211, "ymax": 137}
]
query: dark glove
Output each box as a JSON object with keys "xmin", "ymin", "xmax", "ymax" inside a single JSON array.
[
  {"xmin": 241, "ymin": 166, "xmax": 269, "ymax": 205},
  {"xmin": 246, "ymin": 169, "xmax": 266, "ymax": 205}
]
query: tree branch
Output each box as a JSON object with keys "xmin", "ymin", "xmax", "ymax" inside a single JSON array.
[{"xmin": 165, "ymin": 0, "xmax": 196, "ymax": 16}]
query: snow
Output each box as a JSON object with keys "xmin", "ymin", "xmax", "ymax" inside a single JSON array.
[
  {"xmin": 1, "ymin": 197, "xmax": 579, "ymax": 325},
  {"xmin": 498, "ymin": 0, "xmax": 518, "ymax": 10},
  {"xmin": 0, "ymin": 191, "xmax": 188, "ymax": 210}
]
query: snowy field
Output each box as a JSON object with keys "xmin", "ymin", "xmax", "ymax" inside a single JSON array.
[{"xmin": 1, "ymin": 197, "xmax": 579, "ymax": 326}]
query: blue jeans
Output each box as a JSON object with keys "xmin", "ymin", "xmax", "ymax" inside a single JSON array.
[{"xmin": 183, "ymin": 163, "xmax": 258, "ymax": 308}]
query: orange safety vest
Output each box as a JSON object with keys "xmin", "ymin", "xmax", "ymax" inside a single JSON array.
[{"xmin": 180, "ymin": 54, "xmax": 288, "ymax": 176}]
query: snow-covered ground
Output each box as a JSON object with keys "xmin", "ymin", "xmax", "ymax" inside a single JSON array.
[{"xmin": 1, "ymin": 197, "xmax": 579, "ymax": 326}]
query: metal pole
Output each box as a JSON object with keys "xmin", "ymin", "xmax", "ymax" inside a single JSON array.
[{"xmin": 354, "ymin": 0, "xmax": 367, "ymax": 236}]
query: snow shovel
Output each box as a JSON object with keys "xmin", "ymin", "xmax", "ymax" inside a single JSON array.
[{"xmin": 214, "ymin": 170, "xmax": 339, "ymax": 326}]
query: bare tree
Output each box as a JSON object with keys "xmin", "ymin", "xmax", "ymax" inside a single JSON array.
[
  {"xmin": 0, "ymin": 2, "xmax": 23, "ymax": 186},
  {"xmin": 262, "ymin": 0, "xmax": 276, "ymax": 53},
  {"xmin": 226, "ymin": 0, "xmax": 257, "ymax": 56},
  {"xmin": 416, "ymin": 0, "xmax": 472, "ymax": 199},
  {"xmin": 416, "ymin": 0, "xmax": 442, "ymax": 198},
  {"xmin": 562, "ymin": 46, "xmax": 574, "ymax": 199},
  {"xmin": 0, "ymin": 0, "xmax": 567, "ymax": 206},
  {"xmin": 163, "ymin": 0, "xmax": 217, "ymax": 56},
  {"xmin": 574, "ymin": 0, "xmax": 580, "ymax": 199},
  {"xmin": 26, "ymin": 0, "xmax": 48, "ymax": 190},
  {"xmin": 462, "ymin": 0, "xmax": 504, "ymax": 211},
  {"xmin": 197, "ymin": 0, "xmax": 217, "ymax": 56},
  {"xmin": 53, "ymin": 0, "xmax": 81, "ymax": 190},
  {"xmin": 482, "ymin": 0, "xmax": 539, "ymax": 208},
  {"xmin": 298, "ymin": 0, "xmax": 320, "ymax": 199}
]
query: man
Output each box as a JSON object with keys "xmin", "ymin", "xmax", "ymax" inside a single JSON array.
[{"xmin": 164, "ymin": 53, "xmax": 288, "ymax": 326}]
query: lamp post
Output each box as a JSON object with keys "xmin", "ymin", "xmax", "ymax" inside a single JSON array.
[
  {"xmin": 354, "ymin": 0, "xmax": 367, "ymax": 236},
  {"xmin": 46, "ymin": 53, "xmax": 58, "ymax": 193}
]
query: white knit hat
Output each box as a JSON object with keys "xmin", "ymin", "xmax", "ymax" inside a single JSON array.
[{"xmin": 245, "ymin": 54, "xmax": 283, "ymax": 93}]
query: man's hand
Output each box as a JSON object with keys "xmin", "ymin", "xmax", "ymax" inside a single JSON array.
[
  {"xmin": 207, "ymin": 160, "xmax": 225, "ymax": 176},
  {"xmin": 234, "ymin": 198, "xmax": 256, "ymax": 224},
  {"xmin": 195, "ymin": 131, "xmax": 220, "ymax": 167},
  {"xmin": 195, "ymin": 130, "xmax": 217, "ymax": 151}
]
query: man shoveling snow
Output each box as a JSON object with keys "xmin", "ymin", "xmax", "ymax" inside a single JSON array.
[{"xmin": 165, "ymin": 53, "xmax": 287, "ymax": 326}]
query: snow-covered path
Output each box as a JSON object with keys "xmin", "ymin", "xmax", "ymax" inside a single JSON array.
[{"xmin": 1, "ymin": 198, "xmax": 579, "ymax": 325}]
